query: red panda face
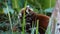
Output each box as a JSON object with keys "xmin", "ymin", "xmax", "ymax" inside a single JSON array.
[
  {"xmin": 18, "ymin": 7, "xmax": 36, "ymax": 33},
  {"xmin": 18, "ymin": 7, "xmax": 36, "ymax": 25}
]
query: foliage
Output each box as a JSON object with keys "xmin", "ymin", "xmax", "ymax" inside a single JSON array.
[
  {"xmin": 0, "ymin": 0, "xmax": 56, "ymax": 34},
  {"xmin": 0, "ymin": 0, "xmax": 56, "ymax": 14}
]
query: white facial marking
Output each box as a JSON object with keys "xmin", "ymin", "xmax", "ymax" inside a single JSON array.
[
  {"xmin": 27, "ymin": 5, "xmax": 30, "ymax": 8},
  {"xmin": 26, "ymin": 9, "xmax": 29, "ymax": 14},
  {"xmin": 30, "ymin": 8, "xmax": 33, "ymax": 11}
]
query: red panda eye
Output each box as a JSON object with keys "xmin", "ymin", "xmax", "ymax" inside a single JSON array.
[{"xmin": 28, "ymin": 9, "xmax": 31, "ymax": 11}]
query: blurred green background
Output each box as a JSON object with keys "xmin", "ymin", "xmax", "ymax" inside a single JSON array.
[
  {"xmin": 0, "ymin": 0, "xmax": 56, "ymax": 34},
  {"xmin": 0, "ymin": 0, "xmax": 56, "ymax": 14}
]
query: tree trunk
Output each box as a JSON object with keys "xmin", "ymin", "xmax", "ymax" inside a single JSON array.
[{"xmin": 45, "ymin": 0, "xmax": 60, "ymax": 34}]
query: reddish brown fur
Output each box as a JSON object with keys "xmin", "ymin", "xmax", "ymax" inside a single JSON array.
[
  {"xmin": 36, "ymin": 14, "xmax": 49, "ymax": 34},
  {"xmin": 28, "ymin": 12, "xmax": 49, "ymax": 34},
  {"xmin": 19, "ymin": 8, "xmax": 50, "ymax": 34},
  {"xmin": 37, "ymin": 14, "xmax": 49, "ymax": 29},
  {"xmin": 21, "ymin": 10, "xmax": 49, "ymax": 34}
]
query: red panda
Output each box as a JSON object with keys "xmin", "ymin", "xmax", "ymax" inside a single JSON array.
[{"xmin": 18, "ymin": 6, "xmax": 50, "ymax": 34}]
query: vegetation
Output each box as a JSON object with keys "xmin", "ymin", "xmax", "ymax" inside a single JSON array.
[{"xmin": 0, "ymin": 0, "xmax": 56, "ymax": 34}]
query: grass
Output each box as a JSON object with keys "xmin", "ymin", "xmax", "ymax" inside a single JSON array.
[
  {"xmin": 22, "ymin": 0, "xmax": 27, "ymax": 34},
  {"xmin": 0, "ymin": 0, "xmax": 54, "ymax": 34},
  {"xmin": 7, "ymin": 5, "xmax": 13, "ymax": 34},
  {"xmin": 36, "ymin": 20, "xmax": 39, "ymax": 34}
]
